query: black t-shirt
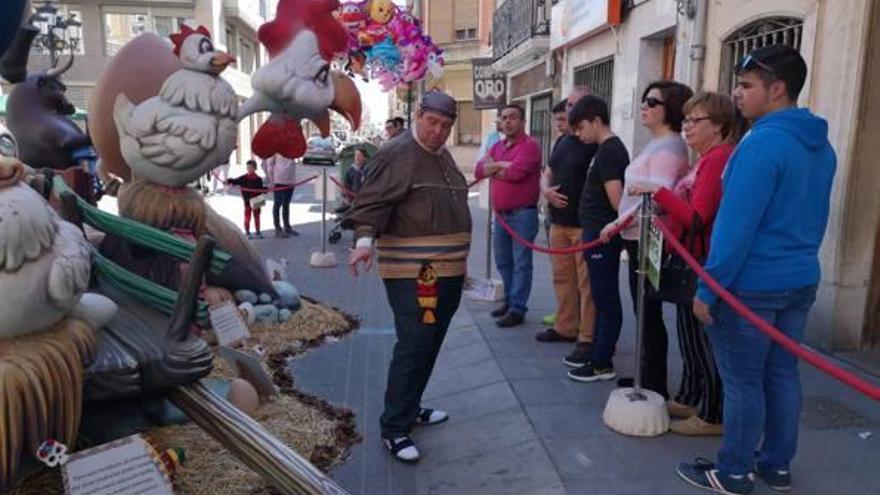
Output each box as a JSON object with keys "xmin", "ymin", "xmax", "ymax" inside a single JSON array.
[
  {"xmin": 548, "ymin": 135, "xmax": 598, "ymax": 227},
  {"xmin": 578, "ymin": 136, "xmax": 630, "ymax": 232}
]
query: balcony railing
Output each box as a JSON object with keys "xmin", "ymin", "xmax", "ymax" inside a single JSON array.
[{"xmin": 492, "ymin": 0, "xmax": 550, "ymax": 59}]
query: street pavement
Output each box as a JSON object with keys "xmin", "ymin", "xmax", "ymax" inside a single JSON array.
[{"xmin": 208, "ymin": 164, "xmax": 880, "ymax": 495}]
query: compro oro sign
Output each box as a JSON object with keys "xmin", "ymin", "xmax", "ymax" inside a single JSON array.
[
  {"xmin": 473, "ymin": 58, "xmax": 507, "ymax": 110},
  {"xmin": 551, "ymin": 0, "xmax": 622, "ymax": 50}
]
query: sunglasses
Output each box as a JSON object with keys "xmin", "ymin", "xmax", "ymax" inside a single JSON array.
[
  {"xmin": 738, "ymin": 54, "xmax": 775, "ymax": 75},
  {"xmin": 641, "ymin": 96, "xmax": 665, "ymax": 109}
]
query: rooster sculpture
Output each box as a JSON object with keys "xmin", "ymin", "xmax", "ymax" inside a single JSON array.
[
  {"xmin": 114, "ymin": 25, "xmax": 237, "ymax": 187},
  {"xmin": 239, "ymin": 0, "xmax": 362, "ymax": 159}
]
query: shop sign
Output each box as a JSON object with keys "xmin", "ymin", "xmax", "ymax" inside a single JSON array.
[
  {"xmin": 551, "ymin": 0, "xmax": 621, "ymax": 50},
  {"xmin": 472, "ymin": 58, "xmax": 507, "ymax": 109}
]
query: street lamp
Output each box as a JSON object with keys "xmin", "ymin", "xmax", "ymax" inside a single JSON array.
[{"xmin": 30, "ymin": 0, "xmax": 82, "ymax": 67}]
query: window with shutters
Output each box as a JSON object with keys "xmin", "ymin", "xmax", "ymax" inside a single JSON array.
[
  {"xmin": 573, "ymin": 57, "xmax": 614, "ymax": 111},
  {"xmin": 721, "ymin": 17, "xmax": 804, "ymax": 94}
]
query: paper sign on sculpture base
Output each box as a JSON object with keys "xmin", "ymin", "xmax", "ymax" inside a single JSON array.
[{"xmin": 62, "ymin": 434, "xmax": 174, "ymax": 495}]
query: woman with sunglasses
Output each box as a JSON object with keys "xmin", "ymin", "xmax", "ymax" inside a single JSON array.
[
  {"xmin": 629, "ymin": 92, "xmax": 737, "ymax": 436},
  {"xmin": 590, "ymin": 81, "xmax": 693, "ymax": 397}
]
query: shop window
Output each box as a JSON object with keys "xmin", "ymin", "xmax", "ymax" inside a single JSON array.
[
  {"xmin": 456, "ymin": 101, "xmax": 481, "ymax": 145},
  {"xmin": 574, "ymin": 57, "xmax": 614, "ymax": 110},
  {"xmin": 103, "ymin": 8, "xmax": 192, "ymax": 56},
  {"xmin": 721, "ymin": 17, "xmax": 803, "ymax": 94},
  {"xmin": 455, "ymin": 29, "xmax": 478, "ymax": 41}
]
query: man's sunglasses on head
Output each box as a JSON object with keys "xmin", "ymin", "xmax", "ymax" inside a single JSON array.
[{"xmin": 738, "ymin": 54, "xmax": 775, "ymax": 74}]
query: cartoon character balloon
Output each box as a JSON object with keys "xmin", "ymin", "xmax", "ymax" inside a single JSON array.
[{"xmin": 337, "ymin": 0, "xmax": 444, "ymax": 91}]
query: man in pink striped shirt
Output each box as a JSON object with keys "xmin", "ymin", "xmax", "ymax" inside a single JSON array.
[{"xmin": 475, "ymin": 103, "xmax": 542, "ymax": 327}]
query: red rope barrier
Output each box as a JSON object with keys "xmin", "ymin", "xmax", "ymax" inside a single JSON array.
[
  {"xmin": 654, "ymin": 217, "xmax": 880, "ymax": 401},
  {"xmin": 467, "ymin": 177, "xmax": 484, "ymax": 189},
  {"xmin": 493, "ymin": 210, "xmax": 634, "ymax": 254},
  {"xmin": 230, "ymin": 174, "xmax": 319, "ymax": 193},
  {"xmin": 328, "ymin": 175, "xmax": 356, "ymax": 199}
]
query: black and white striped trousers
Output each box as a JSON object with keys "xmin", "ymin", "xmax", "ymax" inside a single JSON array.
[{"xmin": 675, "ymin": 303, "xmax": 723, "ymax": 424}]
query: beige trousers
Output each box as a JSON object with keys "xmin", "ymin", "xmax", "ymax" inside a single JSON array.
[{"xmin": 549, "ymin": 224, "xmax": 595, "ymax": 342}]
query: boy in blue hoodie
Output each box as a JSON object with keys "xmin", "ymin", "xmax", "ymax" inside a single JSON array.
[{"xmin": 677, "ymin": 45, "xmax": 836, "ymax": 495}]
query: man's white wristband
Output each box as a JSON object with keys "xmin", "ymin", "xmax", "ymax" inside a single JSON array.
[{"xmin": 355, "ymin": 237, "xmax": 374, "ymax": 249}]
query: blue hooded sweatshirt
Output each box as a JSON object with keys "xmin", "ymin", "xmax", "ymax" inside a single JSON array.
[{"xmin": 696, "ymin": 107, "xmax": 836, "ymax": 305}]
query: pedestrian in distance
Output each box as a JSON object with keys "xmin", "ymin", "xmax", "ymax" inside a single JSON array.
[
  {"xmin": 226, "ymin": 159, "xmax": 265, "ymax": 239},
  {"xmin": 262, "ymin": 153, "xmax": 299, "ymax": 238}
]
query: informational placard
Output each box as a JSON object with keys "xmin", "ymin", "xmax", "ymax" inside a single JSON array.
[
  {"xmin": 62, "ymin": 435, "xmax": 173, "ymax": 495},
  {"xmin": 209, "ymin": 301, "xmax": 251, "ymax": 347},
  {"xmin": 647, "ymin": 221, "xmax": 663, "ymax": 291},
  {"xmin": 473, "ymin": 58, "xmax": 507, "ymax": 110}
]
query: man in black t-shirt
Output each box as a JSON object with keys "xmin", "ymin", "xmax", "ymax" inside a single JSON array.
[
  {"xmin": 564, "ymin": 95, "xmax": 631, "ymax": 383},
  {"xmin": 535, "ymin": 90, "xmax": 601, "ymax": 366}
]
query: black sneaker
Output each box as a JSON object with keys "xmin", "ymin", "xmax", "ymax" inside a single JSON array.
[
  {"xmin": 755, "ymin": 465, "xmax": 792, "ymax": 492},
  {"xmin": 490, "ymin": 304, "xmax": 509, "ymax": 318},
  {"xmin": 567, "ymin": 363, "xmax": 616, "ymax": 383},
  {"xmin": 563, "ymin": 342, "xmax": 592, "ymax": 368},
  {"xmin": 495, "ymin": 311, "xmax": 524, "ymax": 328},
  {"xmin": 676, "ymin": 458, "xmax": 754, "ymax": 494},
  {"xmin": 535, "ymin": 328, "xmax": 576, "ymax": 343}
]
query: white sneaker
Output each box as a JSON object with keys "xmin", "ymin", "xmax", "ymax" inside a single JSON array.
[
  {"xmin": 384, "ymin": 436, "xmax": 420, "ymax": 463},
  {"xmin": 414, "ymin": 408, "xmax": 449, "ymax": 426}
]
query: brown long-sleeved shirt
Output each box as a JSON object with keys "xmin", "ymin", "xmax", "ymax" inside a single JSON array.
[{"xmin": 342, "ymin": 131, "xmax": 472, "ymax": 278}]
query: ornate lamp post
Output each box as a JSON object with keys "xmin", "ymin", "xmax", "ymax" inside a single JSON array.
[{"xmin": 30, "ymin": 0, "xmax": 82, "ymax": 67}]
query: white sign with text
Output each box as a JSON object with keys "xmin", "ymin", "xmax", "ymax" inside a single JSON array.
[{"xmin": 62, "ymin": 435, "xmax": 173, "ymax": 495}]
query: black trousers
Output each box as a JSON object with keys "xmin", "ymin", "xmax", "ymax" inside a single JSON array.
[
  {"xmin": 674, "ymin": 303, "xmax": 723, "ymax": 423},
  {"xmin": 273, "ymin": 188, "xmax": 293, "ymax": 230},
  {"xmin": 380, "ymin": 276, "xmax": 464, "ymax": 438},
  {"xmin": 623, "ymin": 240, "xmax": 669, "ymax": 399}
]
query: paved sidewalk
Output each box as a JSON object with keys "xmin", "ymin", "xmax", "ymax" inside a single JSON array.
[{"xmin": 213, "ymin": 165, "xmax": 880, "ymax": 495}]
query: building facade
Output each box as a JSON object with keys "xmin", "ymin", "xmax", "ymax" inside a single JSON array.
[
  {"xmin": 416, "ymin": 0, "xmax": 495, "ymax": 169},
  {"xmin": 4, "ymin": 0, "xmax": 276, "ymax": 165}
]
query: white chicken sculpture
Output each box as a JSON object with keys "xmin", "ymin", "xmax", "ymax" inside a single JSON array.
[
  {"xmin": 238, "ymin": 0, "xmax": 362, "ymax": 159},
  {"xmin": 0, "ymin": 157, "xmax": 114, "ymax": 337},
  {"xmin": 114, "ymin": 25, "xmax": 237, "ymax": 187}
]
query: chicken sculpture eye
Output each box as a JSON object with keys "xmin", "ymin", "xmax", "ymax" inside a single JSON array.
[
  {"xmin": 199, "ymin": 38, "xmax": 213, "ymax": 54},
  {"xmin": 314, "ymin": 64, "xmax": 330, "ymax": 85}
]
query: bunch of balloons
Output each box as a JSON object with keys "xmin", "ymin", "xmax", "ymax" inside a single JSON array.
[{"xmin": 334, "ymin": 0, "xmax": 445, "ymax": 91}]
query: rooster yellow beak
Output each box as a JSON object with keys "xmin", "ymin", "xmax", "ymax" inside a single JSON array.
[
  {"xmin": 330, "ymin": 72, "xmax": 362, "ymax": 131},
  {"xmin": 0, "ymin": 157, "xmax": 24, "ymax": 189},
  {"xmin": 210, "ymin": 52, "xmax": 236, "ymax": 72}
]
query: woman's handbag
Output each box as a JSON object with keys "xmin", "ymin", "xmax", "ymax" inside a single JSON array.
[
  {"xmin": 249, "ymin": 193, "xmax": 269, "ymax": 209},
  {"xmin": 651, "ymin": 213, "xmax": 704, "ymax": 305}
]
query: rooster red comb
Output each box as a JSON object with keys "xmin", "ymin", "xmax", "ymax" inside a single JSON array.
[
  {"xmin": 259, "ymin": 0, "xmax": 347, "ymax": 60},
  {"xmin": 170, "ymin": 25, "xmax": 212, "ymax": 57}
]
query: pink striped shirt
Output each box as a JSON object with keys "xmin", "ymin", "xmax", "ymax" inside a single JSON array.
[{"xmin": 617, "ymin": 135, "xmax": 689, "ymax": 240}]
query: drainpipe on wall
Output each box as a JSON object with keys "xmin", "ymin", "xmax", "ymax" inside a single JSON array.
[{"xmin": 688, "ymin": 0, "xmax": 708, "ymax": 92}]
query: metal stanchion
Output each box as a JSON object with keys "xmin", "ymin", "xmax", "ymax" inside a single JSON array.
[
  {"xmin": 627, "ymin": 193, "xmax": 651, "ymax": 402},
  {"xmin": 485, "ymin": 184, "xmax": 492, "ymax": 280},
  {"xmin": 309, "ymin": 168, "xmax": 338, "ymax": 267},
  {"xmin": 602, "ymin": 192, "xmax": 669, "ymax": 436}
]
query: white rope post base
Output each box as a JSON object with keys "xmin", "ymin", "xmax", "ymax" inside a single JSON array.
[
  {"xmin": 309, "ymin": 251, "xmax": 338, "ymax": 268},
  {"xmin": 603, "ymin": 388, "xmax": 670, "ymax": 437}
]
